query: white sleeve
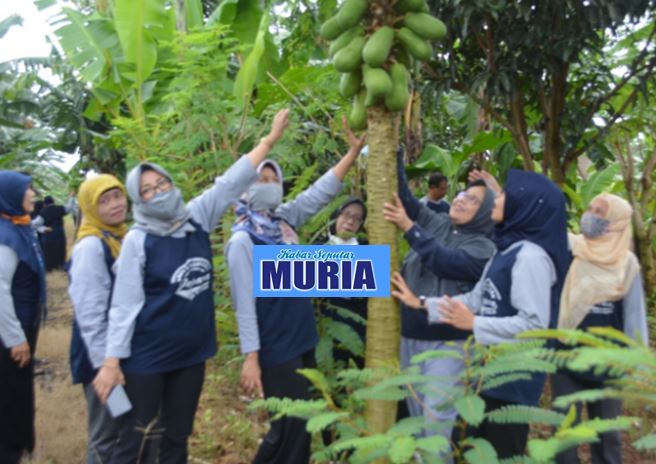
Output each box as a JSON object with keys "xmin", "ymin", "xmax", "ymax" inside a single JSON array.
[
  {"xmin": 68, "ymin": 237, "xmax": 113, "ymax": 368},
  {"xmin": 473, "ymin": 244, "xmax": 555, "ymax": 345},
  {"xmin": 0, "ymin": 245, "xmax": 25, "ymax": 348},
  {"xmin": 105, "ymin": 230, "xmax": 146, "ymax": 359}
]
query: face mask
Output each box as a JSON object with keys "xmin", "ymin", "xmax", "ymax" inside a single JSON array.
[
  {"xmin": 145, "ymin": 188, "xmax": 185, "ymax": 220},
  {"xmin": 580, "ymin": 212, "xmax": 609, "ymax": 239},
  {"xmin": 248, "ymin": 182, "xmax": 283, "ymax": 212}
]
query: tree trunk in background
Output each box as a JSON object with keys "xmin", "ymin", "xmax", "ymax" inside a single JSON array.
[{"xmin": 365, "ymin": 106, "xmax": 401, "ymax": 435}]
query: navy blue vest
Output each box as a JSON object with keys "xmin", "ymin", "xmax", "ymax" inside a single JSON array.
[
  {"xmin": 401, "ymin": 280, "xmax": 474, "ymax": 341},
  {"xmin": 9, "ymin": 262, "xmax": 42, "ymax": 339},
  {"xmin": 478, "ymin": 245, "xmax": 549, "ymax": 406},
  {"xmin": 121, "ymin": 221, "xmax": 217, "ymax": 374},
  {"xmin": 561, "ymin": 299, "xmax": 624, "ymax": 384},
  {"xmin": 68, "ymin": 239, "xmax": 114, "ymax": 384},
  {"xmin": 256, "ymin": 296, "xmax": 318, "ymax": 369}
]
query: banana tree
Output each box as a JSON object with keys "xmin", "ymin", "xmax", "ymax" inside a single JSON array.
[{"xmin": 320, "ymin": 0, "xmax": 447, "ymax": 434}]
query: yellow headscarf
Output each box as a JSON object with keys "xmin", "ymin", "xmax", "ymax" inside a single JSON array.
[
  {"xmin": 558, "ymin": 193, "xmax": 640, "ymax": 330},
  {"xmin": 76, "ymin": 174, "xmax": 129, "ymax": 258}
]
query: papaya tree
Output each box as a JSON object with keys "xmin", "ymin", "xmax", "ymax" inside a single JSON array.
[{"xmin": 320, "ymin": 0, "xmax": 447, "ymax": 434}]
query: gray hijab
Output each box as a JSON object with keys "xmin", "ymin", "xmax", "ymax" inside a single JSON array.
[
  {"xmin": 126, "ymin": 162, "xmax": 191, "ymax": 236},
  {"xmin": 402, "ymin": 183, "xmax": 497, "ymax": 300}
]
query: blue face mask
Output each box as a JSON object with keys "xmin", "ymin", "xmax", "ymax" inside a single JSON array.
[{"xmin": 580, "ymin": 212, "xmax": 609, "ymax": 239}]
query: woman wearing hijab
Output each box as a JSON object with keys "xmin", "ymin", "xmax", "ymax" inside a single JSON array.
[
  {"xmin": 225, "ymin": 119, "xmax": 365, "ymax": 464},
  {"xmin": 0, "ymin": 171, "xmax": 46, "ymax": 464},
  {"xmin": 36, "ymin": 195, "xmax": 74, "ymax": 271},
  {"xmin": 392, "ymin": 169, "xmax": 569, "ymax": 458},
  {"xmin": 318, "ymin": 197, "xmax": 368, "ymax": 368},
  {"xmin": 382, "ymin": 151, "xmax": 496, "ymax": 446},
  {"xmin": 68, "ymin": 174, "xmax": 129, "ymax": 464},
  {"xmin": 92, "ymin": 109, "xmax": 290, "ymax": 463},
  {"xmin": 553, "ymin": 193, "xmax": 648, "ymax": 464}
]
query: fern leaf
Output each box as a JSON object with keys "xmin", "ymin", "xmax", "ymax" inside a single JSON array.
[
  {"xmin": 454, "ymin": 395, "xmax": 486, "ymax": 427},
  {"xmin": 486, "ymin": 405, "xmax": 565, "ymax": 426},
  {"xmin": 415, "ymin": 435, "xmax": 450, "ymax": 454},
  {"xmin": 297, "ymin": 368, "xmax": 331, "ymax": 398},
  {"xmin": 314, "ymin": 335, "xmax": 334, "ymax": 372},
  {"xmin": 411, "ymin": 349, "xmax": 464, "ymax": 364},
  {"xmin": 306, "ymin": 412, "xmax": 350, "ymax": 433},
  {"xmin": 332, "ymin": 434, "xmax": 391, "ymax": 453},
  {"xmin": 481, "ymin": 373, "xmax": 532, "ymax": 391},
  {"xmin": 388, "ymin": 435, "xmax": 416, "ymax": 464},
  {"xmin": 327, "ymin": 320, "xmax": 364, "ymax": 357},
  {"xmin": 463, "ymin": 438, "xmax": 499, "ymax": 464},
  {"xmin": 498, "ymin": 456, "xmax": 539, "ymax": 464},
  {"xmin": 632, "ymin": 433, "xmax": 656, "ymax": 450}
]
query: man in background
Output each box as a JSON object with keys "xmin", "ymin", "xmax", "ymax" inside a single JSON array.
[{"xmin": 420, "ymin": 172, "xmax": 450, "ymax": 214}]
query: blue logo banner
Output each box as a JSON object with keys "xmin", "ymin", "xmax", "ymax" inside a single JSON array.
[{"xmin": 253, "ymin": 245, "xmax": 390, "ymax": 297}]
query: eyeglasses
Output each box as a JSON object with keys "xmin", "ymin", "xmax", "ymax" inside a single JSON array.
[
  {"xmin": 456, "ymin": 190, "xmax": 481, "ymax": 206},
  {"xmin": 341, "ymin": 212, "xmax": 364, "ymax": 225},
  {"xmin": 141, "ymin": 177, "xmax": 172, "ymax": 200}
]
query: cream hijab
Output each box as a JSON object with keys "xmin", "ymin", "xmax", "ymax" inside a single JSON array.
[{"xmin": 558, "ymin": 193, "xmax": 640, "ymax": 330}]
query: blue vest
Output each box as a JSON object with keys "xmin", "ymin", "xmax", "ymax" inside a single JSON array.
[
  {"xmin": 68, "ymin": 239, "xmax": 114, "ymax": 384},
  {"xmin": 121, "ymin": 221, "xmax": 217, "ymax": 374},
  {"xmin": 478, "ymin": 245, "xmax": 549, "ymax": 406},
  {"xmin": 562, "ymin": 299, "xmax": 624, "ymax": 384},
  {"xmin": 401, "ymin": 280, "xmax": 474, "ymax": 341},
  {"xmin": 0, "ymin": 223, "xmax": 44, "ymax": 343},
  {"xmin": 256, "ymin": 296, "xmax": 318, "ymax": 369},
  {"xmin": 9, "ymin": 262, "xmax": 42, "ymax": 337}
]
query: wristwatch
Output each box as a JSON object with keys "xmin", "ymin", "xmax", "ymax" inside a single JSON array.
[{"xmin": 419, "ymin": 295, "xmax": 426, "ymax": 309}]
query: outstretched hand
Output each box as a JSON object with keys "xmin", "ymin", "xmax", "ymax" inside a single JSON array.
[
  {"xmin": 391, "ymin": 272, "xmax": 422, "ymax": 309},
  {"xmin": 468, "ymin": 169, "xmax": 501, "ymax": 194},
  {"xmin": 383, "ymin": 192, "xmax": 413, "ymax": 232},
  {"xmin": 342, "ymin": 116, "xmax": 366, "ymax": 156},
  {"xmin": 267, "ymin": 108, "xmax": 290, "ymax": 144}
]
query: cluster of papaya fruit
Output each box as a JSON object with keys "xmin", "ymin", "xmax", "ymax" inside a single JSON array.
[{"xmin": 321, "ymin": 0, "xmax": 446, "ymax": 130}]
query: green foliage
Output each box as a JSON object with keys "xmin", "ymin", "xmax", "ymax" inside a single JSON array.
[
  {"xmin": 454, "ymin": 395, "xmax": 486, "ymax": 427},
  {"xmin": 486, "ymin": 405, "xmax": 565, "ymax": 426},
  {"xmin": 463, "ymin": 438, "xmax": 498, "ymax": 464}
]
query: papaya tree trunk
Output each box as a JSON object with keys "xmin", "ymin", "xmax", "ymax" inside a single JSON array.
[{"xmin": 365, "ymin": 106, "xmax": 401, "ymax": 434}]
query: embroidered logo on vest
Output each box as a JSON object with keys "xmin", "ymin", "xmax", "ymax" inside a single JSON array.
[
  {"xmin": 170, "ymin": 257, "xmax": 212, "ymax": 301},
  {"xmin": 481, "ymin": 277, "xmax": 501, "ymax": 316},
  {"xmin": 589, "ymin": 301, "xmax": 614, "ymax": 315}
]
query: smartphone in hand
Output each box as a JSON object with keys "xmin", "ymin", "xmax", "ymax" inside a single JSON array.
[{"xmin": 106, "ymin": 384, "xmax": 132, "ymax": 418}]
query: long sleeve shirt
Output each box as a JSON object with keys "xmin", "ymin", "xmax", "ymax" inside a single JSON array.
[
  {"xmin": 105, "ymin": 155, "xmax": 257, "ymax": 359},
  {"xmin": 0, "ymin": 245, "xmax": 23, "ymax": 347},
  {"xmin": 68, "ymin": 236, "xmax": 113, "ymax": 368},
  {"xmin": 225, "ymin": 169, "xmax": 343, "ymax": 354}
]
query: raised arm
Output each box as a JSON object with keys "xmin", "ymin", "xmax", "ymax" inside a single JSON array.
[
  {"xmin": 276, "ymin": 117, "xmax": 365, "ymax": 229},
  {"xmin": 188, "ymin": 109, "xmax": 291, "ymax": 232}
]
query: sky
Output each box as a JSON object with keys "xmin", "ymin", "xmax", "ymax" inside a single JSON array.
[{"xmin": 0, "ymin": 0, "xmax": 79, "ymax": 173}]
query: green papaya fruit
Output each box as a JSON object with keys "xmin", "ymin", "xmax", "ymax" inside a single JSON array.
[
  {"xmin": 395, "ymin": 0, "xmax": 428, "ymax": 13},
  {"xmin": 339, "ymin": 71, "xmax": 362, "ymax": 98},
  {"xmin": 348, "ymin": 91, "xmax": 367, "ymax": 131},
  {"xmin": 329, "ymin": 26, "xmax": 364, "ymax": 57},
  {"xmin": 364, "ymin": 88, "xmax": 377, "ymax": 107},
  {"xmin": 320, "ymin": 16, "xmax": 348, "ymax": 40},
  {"xmin": 363, "ymin": 66, "xmax": 393, "ymax": 100},
  {"xmin": 384, "ymin": 63, "xmax": 410, "ymax": 112},
  {"xmin": 396, "ymin": 46, "xmax": 415, "ymax": 69},
  {"xmin": 333, "ymin": 36, "xmax": 366, "ymax": 72},
  {"xmin": 335, "ymin": 0, "xmax": 368, "ymax": 30},
  {"xmin": 362, "ymin": 26, "xmax": 395, "ymax": 67},
  {"xmin": 404, "ymin": 12, "xmax": 446, "ymax": 40},
  {"xmin": 397, "ymin": 27, "xmax": 433, "ymax": 61}
]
